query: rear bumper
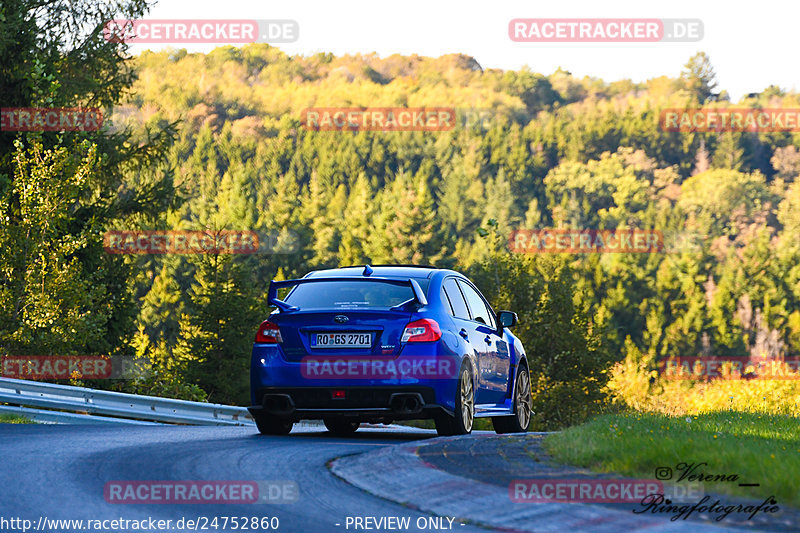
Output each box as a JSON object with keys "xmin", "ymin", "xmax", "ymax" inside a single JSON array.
[
  {"xmin": 250, "ymin": 343, "xmax": 463, "ymax": 415},
  {"xmin": 248, "ymin": 386, "xmax": 450, "ymax": 421}
]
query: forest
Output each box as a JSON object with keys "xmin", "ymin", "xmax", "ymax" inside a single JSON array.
[{"xmin": 2, "ymin": 0, "xmax": 799, "ymax": 428}]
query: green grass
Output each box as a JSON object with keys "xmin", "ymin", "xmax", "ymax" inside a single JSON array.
[
  {"xmin": 0, "ymin": 413, "xmax": 33, "ymax": 424},
  {"xmin": 544, "ymin": 411, "xmax": 800, "ymax": 508}
]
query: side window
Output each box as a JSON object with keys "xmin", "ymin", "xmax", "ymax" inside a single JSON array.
[
  {"xmin": 440, "ymin": 287, "xmax": 455, "ymax": 315},
  {"xmin": 458, "ymin": 280, "xmax": 497, "ymax": 329},
  {"xmin": 442, "ymin": 278, "xmax": 470, "ymax": 320}
]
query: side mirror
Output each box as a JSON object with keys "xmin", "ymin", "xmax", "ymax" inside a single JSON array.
[{"xmin": 498, "ymin": 311, "xmax": 518, "ymax": 328}]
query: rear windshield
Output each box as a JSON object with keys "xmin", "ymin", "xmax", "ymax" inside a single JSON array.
[{"xmin": 284, "ymin": 278, "xmax": 430, "ymax": 309}]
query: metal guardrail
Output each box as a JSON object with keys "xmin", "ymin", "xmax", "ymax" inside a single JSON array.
[
  {"xmin": 0, "ymin": 404, "xmax": 160, "ymax": 425},
  {"xmin": 0, "ymin": 377, "xmax": 254, "ymax": 426}
]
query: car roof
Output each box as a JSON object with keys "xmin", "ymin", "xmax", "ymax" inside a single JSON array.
[{"xmin": 305, "ymin": 265, "xmax": 454, "ymax": 279}]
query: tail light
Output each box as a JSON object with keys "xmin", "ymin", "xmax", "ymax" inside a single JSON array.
[
  {"xmin": 401, "ymin": 319, "xmax": 441, "ymax": 343},
  {"xmin": 255, "ymin": 320, "xmax": 283, "ymax": 343}
]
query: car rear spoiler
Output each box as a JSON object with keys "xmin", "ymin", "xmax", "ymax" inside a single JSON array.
[{"xmin": 267, "ymin": 276, "xmax": 428, "ymax": 312}]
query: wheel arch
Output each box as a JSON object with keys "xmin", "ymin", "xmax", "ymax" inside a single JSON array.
[{"xmin": 510, "ymin": 353, "xmax": 530, "ymax": 399}]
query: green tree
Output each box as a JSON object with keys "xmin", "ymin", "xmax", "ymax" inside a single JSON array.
[
  {"xmin": 368, "ymin": 173, "xmax": 448, "ymax": 265},
  {"xmin": 680, "ymin": 52, "xmax": 718, "ymax": 103},
  {"xmin": 469, "ymin": 248, "xmax": 612, "ymax": 430},
  {"xmin": 0, "ymin": 141, "xmax": 108, "ymax": 354},
  {"xmin": 175, "ymin": 254, "xmax": 265, "ymax": 405},
  {"xmin": 0, "ymin": 0, "xmax": 176, "ymax": 357},
  {"xmin": 338, "ymin": 174, "xmax": 377, "ymax": 266}
]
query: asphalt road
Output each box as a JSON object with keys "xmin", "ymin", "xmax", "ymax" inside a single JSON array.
[
  {"xmin": 0, "ymin": 423, "xmax": 482, "ymax": 533},
  {"xmin": 3, "ymin": 423, "xmax": 789, "ymax": 533}
]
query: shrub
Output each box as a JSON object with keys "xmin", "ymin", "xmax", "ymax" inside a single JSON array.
[{"xmin": 469, "ymin": 247, "xmax": 614, "ymax": 430}]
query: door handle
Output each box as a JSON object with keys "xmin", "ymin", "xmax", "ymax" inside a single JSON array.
[
  {"xmin": 459, "ymin": 329, "xmax": 469, "ymax": 339},
  {"xmin": 484, "ymin": 335, "xmax": 492, "ymax": 344}
]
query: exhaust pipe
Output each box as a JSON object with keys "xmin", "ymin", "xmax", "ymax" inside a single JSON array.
[
  {"xmin": 389, "ymin": 393, "xmax": 423, "ymax": 414},
  {"xmin": 262, "ymin": 394, "xmax": 295, "ymax": 416}
]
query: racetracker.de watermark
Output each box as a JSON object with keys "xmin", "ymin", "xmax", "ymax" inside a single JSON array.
[
  {"xmin": 104, "ymin": 481, "xmax": 298, "ymax": 504},
  {"xmin": 509, "ymin": 19, "xmax": 703, "ymax": 42},
  {"xmin": 510, "ymin": 479, "xmax": 664, "ymax": 503},
  {"xmin": 301, "ymin": 108, "xmax": 456, "ymax": 132},
  {"xmin": 510, "ymin": 478, "xmax": 706, "ymax": 506},
  {"xmin": 509, "ymin": 229, "xmax": 665, "ymax": 254},
  {"xmin": 455, "ymin": 108, "xmax": 500, "ymax": 130},
  {"xmin": 103, "ymin": 230, "xmax": 298, "ymax": 255},
  {"xmin": 660, "ymin": 108, "xmax": 800, "ymax": 132},
  {"xmin": 104, "ymin": 19, "xmax": 298, "ymax": 44},
  {"xmin": 658, "ymin": 356, "xmax": 800, "ymax": 380},
  {"xmin": 1, "ymin": 355, "xmax": 146, "ymax": 380},
  {"xmin": 299, "ymin": 357, "xmax": 458, "ymax": 379},
  {"xmin": 0, "ymin": 108, "xmax": 103, "ymax": 132}
]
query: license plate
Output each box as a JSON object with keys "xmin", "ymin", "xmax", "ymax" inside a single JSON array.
[{"xmin": 311, "ymin": 332, "xmax": 372, "ymax": 348}]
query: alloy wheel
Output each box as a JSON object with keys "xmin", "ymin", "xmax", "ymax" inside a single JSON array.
[
  {"xmin": 460, "ymin": 367, "xmax": 474, "ymax": 433},
  {"xmin": 515, "ymin": 368, "xmax": 532, "ymax": 430}
]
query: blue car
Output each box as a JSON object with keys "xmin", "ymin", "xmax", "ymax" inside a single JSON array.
[{"xmin": 248, "ymin": 265, "xmax": 532, "ymax": 436}]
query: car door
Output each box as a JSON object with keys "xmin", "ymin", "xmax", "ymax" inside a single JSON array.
[
  {"xmin": 456, "ymin": 279, "xmax": 510, "ymax": 405},
  {"xmin": 440, "ymin": 277, "xmax": 483, "ymax": 393}
]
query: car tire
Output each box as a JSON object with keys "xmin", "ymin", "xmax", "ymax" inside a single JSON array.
[
  {"xmin": 324, "ymin": 418, "xmax": 360, "ymax": 436},
  {"xmin": 254, "ymin": 415, "xmax": 294, "ymax": 435},
  {"xmin": 492, "ymin": 363, "xmax": 532, "ymax": 434},
  {"xmin": 435, "ymin": 363, "xmax": 474, "ymax": 436}
]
